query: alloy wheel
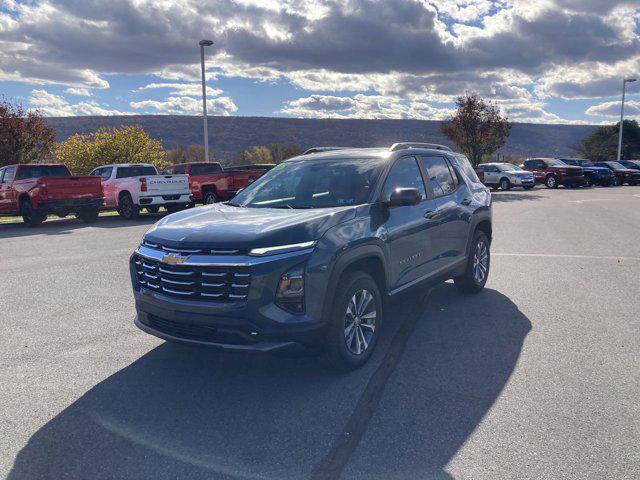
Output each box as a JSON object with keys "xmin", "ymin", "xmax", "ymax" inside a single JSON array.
[
  {"xmin": 473, "ymin": 240, "xmax": 489, "ymax": 284},
  {"xmin": 344, "ymin": 289, "xmax": 377, "ymax": 355}
]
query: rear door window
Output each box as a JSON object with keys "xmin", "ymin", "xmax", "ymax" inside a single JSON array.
[{"xmin": 420, "ymin": 156, "xmax": 458, "ymax": 197}]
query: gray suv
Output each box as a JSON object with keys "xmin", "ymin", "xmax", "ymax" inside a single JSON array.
[{"xmin": 130, "ymin": 143, "xmax": 492, "ymax": 369}]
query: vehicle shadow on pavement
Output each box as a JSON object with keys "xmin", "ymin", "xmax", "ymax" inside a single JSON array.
[
  {"xmin": 8, "ymin": 286, "xmax": 531, "ymax": 480},
  {"xmin": 0, "ymin": 214, "xmax": 163, "ymax": 239}
]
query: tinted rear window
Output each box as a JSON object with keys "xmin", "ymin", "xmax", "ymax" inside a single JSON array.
[
  {"xmin": 190, "ymin": 164, "xmax": 223, "ymax": 175},
  {"xmin": 17, "ymin": 165, "xmax": 71, "ymax": 179},
  {"xmin": 116, "ymin": 166, "xmax": 157, "ymax": 178}
]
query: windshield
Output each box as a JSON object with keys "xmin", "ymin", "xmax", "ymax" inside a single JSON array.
[
  {"xmin": 116, "ymin": 166, "xmax": 158, "ymax": 178},
  {"xmin": 17, "ymin": 165, "xmax": 71, "ymax": 179},
  {"xmin": 606, "ymin": 162, "xmax": 626, "ymax": 169},
  {"xmin": 498, "ymin": 164, "xmax": 522, "ymax": 171},
  {"xmin": 230, "ymin": 158, "xmax": 384, "ymax": 209}
]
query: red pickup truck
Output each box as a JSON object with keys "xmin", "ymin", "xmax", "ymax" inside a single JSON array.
[
  {"xmin": 0, "ymin": 164, "xmax": 104, "ymax": 227},
  {"xmin": 162, "ymin": 162, "xmax": 271, "ymax": 204}
]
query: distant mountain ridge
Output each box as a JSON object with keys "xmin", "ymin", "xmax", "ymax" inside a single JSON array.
[{"xmin": 44, "ymin": 115, "xmax": 596, "ymax": 164}]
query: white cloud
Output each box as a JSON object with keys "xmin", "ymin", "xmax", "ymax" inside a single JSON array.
[
  {"xmin": 281, "ymin": 94, "xmax": 454, "ymax": 120},
  {"xmin": 28, "ymin": 89, "xmax": 130, "ymax": 116},
  {"xmin": 130, "ymin": 96, "xmax": 237, "ymax": 115},
  {"xmin": 65, "ymin": 87, "xmax": 92, "ymax": 96},
  {"xmin": 137, "ymin": 83, "xmax": 222, "ymax": 97},
  {"xmin": 586, "ymin": 100, "xmax": 640, "ymax": 118}
]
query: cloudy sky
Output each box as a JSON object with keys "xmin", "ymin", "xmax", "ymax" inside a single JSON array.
[{"xmin": 1, "ymin": 0, "xmax": 639, "ymax": 124}]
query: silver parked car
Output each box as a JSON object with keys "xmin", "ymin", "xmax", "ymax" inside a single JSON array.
[{"xmin": 476, "ymin": 163, "xmax": 535, "ymax": 191}]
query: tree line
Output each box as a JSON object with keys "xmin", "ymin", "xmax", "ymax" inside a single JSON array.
[{"xmin": 2, "ymin": 96, "xmax": 639, "ymax": 174}]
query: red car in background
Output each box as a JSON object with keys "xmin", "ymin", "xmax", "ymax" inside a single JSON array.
[
  {"xmin": 0, "ymin": 164, "xmax": 104, "ymax": 226},
  {"xmin": 162, "ymin": 162, "xmax": 271, "ymax": 204},
  {"xmin": 522, "ymin": 158, "xmax": 585, "ymax": 188}
]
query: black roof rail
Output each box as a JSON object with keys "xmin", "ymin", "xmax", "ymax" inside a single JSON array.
[
  {"xmin": 302, "ymin": 147, "xmax": 352, "ymax": 155},
  {"xmin": 389, "ymin": 142, "xmax": 452, "ymax": 152}
]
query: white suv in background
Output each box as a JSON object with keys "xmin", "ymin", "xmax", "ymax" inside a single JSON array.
[
  {"xmin": 90, "ymin": 164, "xmax": 191, "ymax": 219},
  {"xmin": 476, "ymin": 162, "xmax": 535, "ymax": 191}
]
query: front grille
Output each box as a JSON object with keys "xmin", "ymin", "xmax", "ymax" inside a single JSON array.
[
  {"xmin": 143, "ymin": 240, "xmax": 244, "ymax": 255},
  {"xmin": 143, "ymin": 314, "xmax": 258, "ymax": 344},
  {"xmin": 133, "ymin": 254, "xmax": 251, "ymax": 301}
]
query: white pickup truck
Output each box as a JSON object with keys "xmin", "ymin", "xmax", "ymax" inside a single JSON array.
[{"xmin": 89, "ymin": 163, "xmax": 192, "ymax": 219}]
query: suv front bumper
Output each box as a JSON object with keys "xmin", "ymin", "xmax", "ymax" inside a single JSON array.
[{"xmin": 130, "ymin": 245, "xmax": 327, "ymax": 350}]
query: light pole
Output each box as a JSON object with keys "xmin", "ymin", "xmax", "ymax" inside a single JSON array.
[
  {"xmin": 617, "ymin": 78, "xmax": 637, "ymax": 162},
  {"xmin": 199, "ymin": 39, "xmax": 214, "ymax": 162}
]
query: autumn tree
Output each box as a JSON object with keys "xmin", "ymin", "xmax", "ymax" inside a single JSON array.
[
  {"xmin": 165, "ymin": 144, "xmax": 211, "ymax": 164},
  {"xmin": 576, "ymin": 120, "xmax": 640, "ymax": 161},
  {"xmin": 55, "ymin": 125, "xmax": 168, "ymax": 175},
  {"xmin": 0, "ymin": 99, "xmax": 56, "ymax": 167},
  {"xmin": 268, "ymin": 143, "xmax": 304, "ymax": 163},
  {"xmin": 440, "ymin": 93, "xmax": 512, "ymax": 166}
]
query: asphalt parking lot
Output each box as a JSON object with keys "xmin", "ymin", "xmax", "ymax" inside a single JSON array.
[{"xmin": 1, "ymin": 186, "xmax": 639, "ymax": 480}]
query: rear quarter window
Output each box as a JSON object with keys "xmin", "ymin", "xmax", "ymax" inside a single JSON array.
[{"xmin": 455, "ymin": 156, "xmax": 481, "ymax": 183}]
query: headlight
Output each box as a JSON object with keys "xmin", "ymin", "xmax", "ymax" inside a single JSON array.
[
  {"xmin": 249, "ymin": 241, "xmax": 316, "ymax": 256},
  {"xmin": 276, "ymin": 264, "xmax": 305, "ymax": 314}
]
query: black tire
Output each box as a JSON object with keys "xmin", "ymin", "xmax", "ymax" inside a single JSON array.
[
  {"xmin": 322, "ymin": 271, "xmax": 383, "ymax": 370},
  {"xmin": 613, "ymin": 176, "xmax": 622, "ymax": 186},
  {"xmin": 21, "ymin": 201, "xmax": 45, "ymax": 227},
  {"xmin": 584, "ymin": 178, "xmax": 593, "ymax": 188},
  {"xmin": 117, "ymin": 194, "xmax": 139, "ymax": 219},
  {"xmin": 146, "ymin": 206, "xmax": 160, "ymax": 214},
  {"xmin": 454, "ymin": 230, "xmax": 490, "ymax": 294},
  {"xmin": 203, "ymin": 190, "xmax": 218, "ymax": 205},
  {"xmin": 77, "ymin": 207, "xmax": 99, "ymax": 223},
  {"xmin": 545, "ymin": 174, "xmax": 558, "ymax": 189},
  {"xmin": 499, "ymin": 177, "xmax": 511, "ymax": 191}
]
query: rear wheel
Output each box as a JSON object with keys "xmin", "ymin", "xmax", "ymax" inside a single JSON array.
[
  {"xmin": 499, "ymin": 178, "xmax": 511, "ymax": 191},
  {"xmin": 545, "ymin": 175, "xmax": 558, "ymax": 189},
  {"xmin": 322, "ymin": 271, "xmax": 382, "ymax": 370},
  {"xmin": 77, "ymin": 207, "xmax": 99, "ymax": 223},
  {"xmin": 21, "ymin": 201, "xmax": 45, "ymax": 227},
  {"xmin": 117, "ymin": 194, "xmax": 139, "ymax": 219},
  {"xmin": 454, "ymin": 230, "xmax": 490, "ymax": 294}
]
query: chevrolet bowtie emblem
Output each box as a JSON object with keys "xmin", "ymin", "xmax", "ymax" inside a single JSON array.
[{"xmin": 162, "ymin": 252, "xmax": 187, "ymax": 265}]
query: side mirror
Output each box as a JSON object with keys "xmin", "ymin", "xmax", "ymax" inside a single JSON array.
[{"xmin": 388, "ymin": 188, "xmax": 421, "ymax": 207}]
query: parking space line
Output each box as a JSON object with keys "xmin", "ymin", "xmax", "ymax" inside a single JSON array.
[
  {"xmin": 310, "ymin": 291, "xmax": 433, "ymax": 480},
  {"xmin": 494, "ymin": 253, "xmax": 640, "ymax": 261}
]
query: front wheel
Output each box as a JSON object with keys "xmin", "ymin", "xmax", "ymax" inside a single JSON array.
[
  {"xmin": 322, "ymin": 271, "xmax": 382, "ymax": 370},
  {"xmin": 454, "ymin": 230, "xmax": 490, "ymax": 294},
  {"xmin": 499, "ymin": 178, "xmax": 511, "ymax": 191},
  {"xmin": 545, "ymin": 175, "xmax": 558, "ymax": 189},
  {"xmin": 203, "ymin": 191, "xmax": 218, "ymax": 205}
]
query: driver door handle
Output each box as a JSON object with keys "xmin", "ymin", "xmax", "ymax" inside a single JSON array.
[{"xmin": 424, "ymin": 209, "xmax": 437, "ymax": 219}]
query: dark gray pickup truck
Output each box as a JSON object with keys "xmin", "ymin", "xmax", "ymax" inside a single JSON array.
[{"xmin": 130, "ymin": 143, "xmax": 492, "ymax": 369}]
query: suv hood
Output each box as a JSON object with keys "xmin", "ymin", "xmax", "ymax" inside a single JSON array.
[{"xmin": 144, "ymin": 203, "xmax": 358, "ymax": 250}]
